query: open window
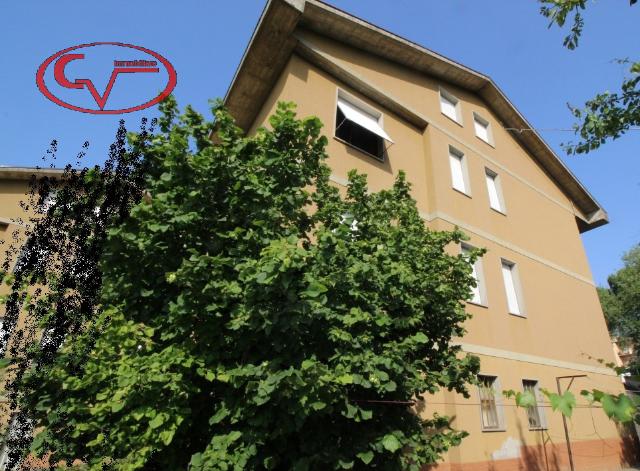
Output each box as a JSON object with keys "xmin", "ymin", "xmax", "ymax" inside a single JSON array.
[{"xmin": 335, "ymin": 91, "xmax": 393, "ymax": 161}]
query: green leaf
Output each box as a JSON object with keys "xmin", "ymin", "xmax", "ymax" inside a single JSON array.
[
  {"xmin": 601, "ymin": 393, "xmax": 635, "ymax": 423},
  {"xmin": 515, "ymin": 390, "xmax": 536, "ymax": 409},
  {"xmin": 336, "ymin": 374, "xmax": 353, "ymax": 385},
  {"xmin": 159, "ymin": 429, "xmax": 175, "ymax": 446},
  {"xmin": 357, "ymin": 450, "xmax": 374, "ymax": 464},
  {"xmin": 149, "ymin": 413, "xmax": 166, "ymax": 429},
  {"xmin": 86, "ymin": 433, "xmax": 105, "ymax": 447},
  {"xmin": 209, "ymin": 406, "xmax": 230, "ymax": 425},
  {"xmin": 382, "ymin": 434, "xmax": 401, "ymax": 453},
  {"xmin": 412, "ymin": 332, "xmax": 428, "ymax": 343},
  {"xmin": 548, "ymin": 391, "xmax": 576, "ymax": 418},
  {"xmin": 303, "ymin": 280, "xmax": 328, "ymax": 298}
]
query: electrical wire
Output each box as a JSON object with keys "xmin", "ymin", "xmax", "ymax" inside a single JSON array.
[{"xmin": 504, "ymin": 127, "xmax": 640, "ymax": 133}]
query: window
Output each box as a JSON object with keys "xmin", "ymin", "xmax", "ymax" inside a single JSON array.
[
  {"xmin": 473, "ymin": 113, "xmax": 493, "ymax": 145},
  {"xmin": 478, "ymin": 375, "xmax": 504, "ymax": 431},
  {"xmin": 485, "ymin": 169, "xmax": 505, "ymax": 213},
  {"xmin": 339, "ymin": 212, "xmax": 358, "ymax": 233},
  {"xmin": 522, "ymin": 380, "xmax": 547, "ymax": 430},
  {"xmin": 13, "ymin": 244, "xmax": 29, "ymax": 274},
  {"xmin": 439, "ymin": 88, "xmax": 462, "ymax": 123},
  {"xmin": 449, "ymin": 147, "xmax": 470, "ymax": 195},
  {"xmin": 12, "ymin": 236, "xmax": 48, "ymax": 275},
  {"xmin": 0, "ymin": 415, "xmax": 32, "ymax": 470},
  {"xmin": 335, "ymin": 92, "xmax": 393, "ymax": 161},
  {"xmin": 462, "ymin": 244, "xmax": 487, "ymax": 306},
  {"xmin": 41, "ymin": 190, "xmax": 57, "ymax": 213},
  {"xmin": 0, "ymin": 317, "xmax": 6, "ymax": 356},
  {"xmin": 0, "ymin": 417, "xmax": 13, "ymax": 471},
  {"xmin": 501, "ymin": 259, "xmax": 524, "ymax": 316}
]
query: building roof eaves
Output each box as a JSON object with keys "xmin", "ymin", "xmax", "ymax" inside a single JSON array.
[{"xmin": 223, "ymin": 0, "xmax": 607, "ymax": 231}]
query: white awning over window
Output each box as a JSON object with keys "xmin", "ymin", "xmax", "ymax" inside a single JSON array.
[{"xmin": 337, "ymin": 98, "xmax": 394, "ymax": 143}]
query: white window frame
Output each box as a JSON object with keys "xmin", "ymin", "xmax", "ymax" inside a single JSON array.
[
  {"xmin": 0, "ymin": 317, "xmax": 6, "ymax": 357},
  {"xmin": 41, "ymin": 189, "xmax": 57, "ymax": 214},
  {"xmin": 449, "ymin": 146, "xmax": 471, "ymax": 196},
  {"xmin": 439, "ymin": 87, "xmax": 462, "ymax": 124},
  {"xmin": 461, "ymin": 243, "xmax": 487, "ymax": 306},
  {"xmin": 477, "ymin": 374, "xmax": 505, "ymax": 431},
  {"xmin": 334, "ymin": 90, "xmax": 394, "ymax": 163},
  {"xmin": 485, "ymin": 168, "xmax": 506, "ymax": 214},
  {"xmin": 501, "ymin": 259, "xmax": 525, "ymax": 317},
  {"xmin": 473, "ymin": 112, "xmax": 494, "ymax": 146},
  {"xmin": 522, "ymin": 379, "xmax": 547, "ymax": 430},
  {"xmin": 339, "ymin": 212, "xmax": 359, "ymax": 233}
]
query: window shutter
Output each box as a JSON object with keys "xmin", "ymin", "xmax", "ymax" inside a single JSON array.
[
  {"xmin": 486, "ymin": 173, "xmax": 502, "ymax": 211},
  {"xmin": 440, "ymin": 94, "xmax": 458, "ymax": 121},
  {"xmin": 336, "ymin": 97, "xmax": 393, "ymax": 142},
  {"xmin": 501, "ymin": 261, "xmax": 521, "ymax": 315},
  {"xmin": 449, "ymin": 152, "xmax": 466, "ymax": 193}
]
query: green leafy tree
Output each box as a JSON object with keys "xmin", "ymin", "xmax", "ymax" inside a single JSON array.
[
  {"xmin": 0, "ymin": 118, "xmax": 155, "ymax": 470},
  {"xmin": 539, "ymin": 0, "xmax": 639, "ymax": 154},
  {"xmin": 18, "ymin": 100, "xmax": 481, "ymax": 470},
  {"xmin": 598, "ymin": 245, "xmax": 640, "ymax": 368}
]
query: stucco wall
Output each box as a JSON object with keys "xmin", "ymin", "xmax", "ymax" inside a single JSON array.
[{"xmin": 246, "ymin": 36, "xmax": 634, "ymax": 469}]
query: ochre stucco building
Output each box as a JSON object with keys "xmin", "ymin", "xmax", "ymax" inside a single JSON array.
[
  {"xmin": 0, "ymin": 1, "xmax": 636, "ymax": 470},
  {"xmin": 221, "ymin": 1, "xmax": 637, "ymax": 470}
]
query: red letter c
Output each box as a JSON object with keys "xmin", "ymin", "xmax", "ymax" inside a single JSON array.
[{"xmin": 54, "ymin": 54, "xmax": 85, "ymax": 89}]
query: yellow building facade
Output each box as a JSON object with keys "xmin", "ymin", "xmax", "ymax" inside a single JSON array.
[
  {"xmin": 0, "ymin": 1, "xmax": 635, "ymax": 469},
  {"xmin": 222, "ymin": 1, "xmax": 636, "ymax": 470}
]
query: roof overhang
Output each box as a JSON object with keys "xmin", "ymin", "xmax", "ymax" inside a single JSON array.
[
  {"xmin": 224, "ymin": 0, "xmax": 608, "ymax": 232},
  {"xmin": 0, "ymin": 167, "xmax": 65, "ymax": 180}
]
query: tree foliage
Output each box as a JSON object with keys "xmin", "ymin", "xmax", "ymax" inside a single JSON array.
[
  {"xmin": 598, "ymin": 245, "xmax": 640, "ymax": 369},
  {"xmin": 4, "ymin": 100, "xmax": 481, "ymax": 470},
  {"xmin": 0, "ymin": 118, "xmax": 155, "ymax": 470},
  {"xmin": 539, "ymin": 0, "xmax": 639, "ymax": 154}
]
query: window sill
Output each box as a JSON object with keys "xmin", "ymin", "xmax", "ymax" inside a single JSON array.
[
  {"xmin": 441, "ymin": 112, "xmax": 464, "ymax": 128},
  {"xmin": 509, "ymin": 312, "xmax": 527, "ymax": 319},
  {"xmin": 529, "ymin": 427, "xmax": 548, "ymax": 431},
  {"xmin": 452, "ymin": 188, "xmax": 472, "ymax": 199},
  {"xmin": 467, "ymin": 301, "xmax": 488, "ymax": 309},
  {"xmin": 481, "ymin": 428, "xmax": 506, "ymax": 433},
  {"xmin": 490, "ymin": 207, "xmax": 507, "ymax": 216},
  {"xmin": 475, "ymin": 136, "xmax": 495, "ymax": 148},
  {"xmin": 333, "ymin": 136, "xmax": 385, "ymax": 163}
]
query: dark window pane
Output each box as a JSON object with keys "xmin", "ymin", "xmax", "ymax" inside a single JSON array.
[{"xmin": 335, "ymin": 108, "xmax": 383, "ymax": 160}]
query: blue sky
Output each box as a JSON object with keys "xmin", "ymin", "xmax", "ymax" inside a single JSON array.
[{"xmin": 0, "ymin": 1, "xmax": 638, "ymax": 286}]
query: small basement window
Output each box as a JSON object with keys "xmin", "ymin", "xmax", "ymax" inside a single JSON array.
[{"xmin": 335, "ymin": 93, "xmax": 393, "ymax": 161}]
